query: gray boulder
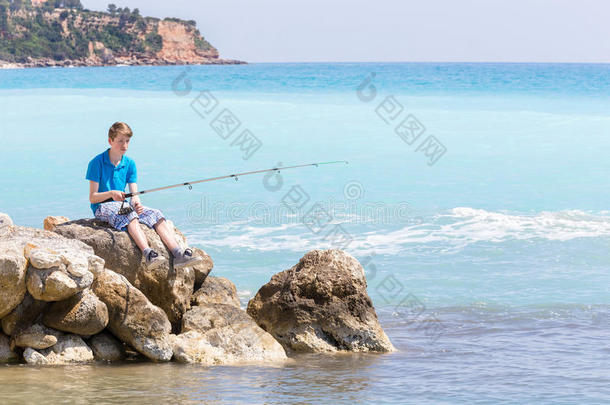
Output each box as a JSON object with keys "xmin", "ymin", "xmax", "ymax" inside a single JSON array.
[
  {"xmin": 89, "ymin": 332, "xmax": 125, "ymax": 362},
  {"xmin": 0, "ymin": 332, "xmax": 19, "ymax": 363},
  {"xmin": 247, "ymin": 249, "xmax": 396, "ymax": 353}
]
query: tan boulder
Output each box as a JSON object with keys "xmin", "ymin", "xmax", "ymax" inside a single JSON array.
[
  {"xmin": 1, "ymin": 221, "xmax": 103, "ymax": 305},
  {"xmin": 43, "ymin": 216, "xmax": 69, "ymax": 232},
  {"xmin": 0, "ymin": 243, "xmax": 27, "ymax": 318},
  {"xmin": 247, "ymin": 249, "xmax": 396, "ymax": 353},
  {"xmin": 191, "ymin": 247, "xmax": 214, "ymax": 288},
  {"xmin": 23, "ymin": 334, "xmax": 94, "ymax": 365},
  {"xmin": 43, "ymin": 289, "xmax": 108, "ymax": 336},
  {"xmin": 192, "ymin": 276, "xmax": 240, "ymax": 308},
  {"xmin": 92, "ymin": 268, "xmax": 172, "ymax": 361},
  {"xmin": 26, "ymin": 263, "xmax": 93, "ymax": 302},
  {"xmin": 171, "ymin": 303, "xmax": 287, "ymax": 365},
  {"xmin": 13, "ymin": 323, "xmax": 62, "ymax": 349}
]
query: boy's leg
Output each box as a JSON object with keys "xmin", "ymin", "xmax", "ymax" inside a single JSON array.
[
  {"xmin": 153, "ymin": 218, "xmax": 179, "ymax": 252},
  {"xmin": 127, "ymin": 218, "xmax": 150, "ymax": 252}
]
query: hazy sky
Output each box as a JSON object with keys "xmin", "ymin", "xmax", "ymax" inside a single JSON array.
[{"xmin": 83, "ymin": 0, "xmax": 610, "ymax": 63}]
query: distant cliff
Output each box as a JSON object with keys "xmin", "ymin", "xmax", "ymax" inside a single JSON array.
[{"xmin": 0, "ymin": 0, "xmax": 244, "ymax": 68}]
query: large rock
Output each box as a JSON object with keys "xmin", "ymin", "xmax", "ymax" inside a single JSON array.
[
  {"xmin": 191, "ymin": 247, "xmax": 214, "ymax": 288},
  {"xmin": 171, "ymin": 303, "xmax": 287, "ymax": 365},
  {"xmin": 53, "ymin": 218, "xmax": 208, "ymax": 328},
  {"xmin": 92, "ymin": 268, "xmax": 173, "ymax": 361},
  {"xmin": 0, "ymin": 332, "xmax": 19, "ymax": 363},
  {"xmin": 89, "ymin": 332, "xmax": 125, "ymax": 362},
  {"xmin": 247, "ymin": 249, "xmax": 396, "ymax": 353},
  {"xmin": 13, "ymin": 323, "xmax": 62, "ymax": 349},
  {"xmin": 24, "ymin": 243, "xmax": 95, "ymax": 302},
  {"xmin": 191, "ymin": 276, "xmax": 240, "ymax": 308},
  {"xmin": 0, "ymin": 243, "xmax": 27, "ymax": 318},
  {"xmin": 43, "ymin": 289, "xmax": 109, "ymax": 336},
  {"xmin": 23, "ymin": 334, "xmax": 94, "ymax": 365},
  {"xmin": 0, "ymin": 222, "xmax": 103, "ymax": 306}
]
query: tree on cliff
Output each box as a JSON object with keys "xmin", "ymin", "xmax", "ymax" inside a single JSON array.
[{"xmin": 107, "ymin": 3, "xmax": 116, "ymax": 15}]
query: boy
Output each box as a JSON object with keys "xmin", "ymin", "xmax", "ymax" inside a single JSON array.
[{"xmin": 86, "ymin": 122, "xmax": 202, "ymax": 270}]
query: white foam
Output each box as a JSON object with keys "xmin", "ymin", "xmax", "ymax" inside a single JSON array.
[
  {"xmin": 349, "ymin": 208, "xmax": 610, "ymax": 254},
  {"xmin": 187, "ymin": 208, "xmax": 610, "ymax": 255}
]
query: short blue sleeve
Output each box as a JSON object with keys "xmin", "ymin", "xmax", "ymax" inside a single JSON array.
[
  {"xmin": 86, "ymin": 157, "xmax": 101, "ymax": 182},
  {"xmin": 127, "ymin": 160, "xmax": 137, "ymax": 183}
]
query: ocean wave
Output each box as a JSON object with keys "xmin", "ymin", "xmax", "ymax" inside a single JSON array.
[{"xmin": 188, "ymin": 208, "xmax": 610, "ymax": 255}]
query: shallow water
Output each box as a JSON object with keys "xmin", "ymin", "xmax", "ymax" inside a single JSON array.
[{"xmin": 1, "ymin": 63, "xmax": 610, "ymax": 403}]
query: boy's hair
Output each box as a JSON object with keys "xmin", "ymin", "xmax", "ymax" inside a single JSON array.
[{"xmin": 108, "ymin": 122, "xmax": 133, "ymax": 141}]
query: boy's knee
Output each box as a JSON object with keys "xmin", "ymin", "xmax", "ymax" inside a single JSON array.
[{"xmin": 126, "ymin": 217, "xmax": 140, "ymax": 228}]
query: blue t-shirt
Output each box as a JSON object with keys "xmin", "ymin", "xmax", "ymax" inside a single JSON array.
[{"xmin": 86, "ymin": 148, "xmax": 137, "ymax": 215}]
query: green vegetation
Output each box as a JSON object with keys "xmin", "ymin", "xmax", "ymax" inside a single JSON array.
[{"xmin": 0, "ymin": 2, "xmax": 210, "ymax": 63}]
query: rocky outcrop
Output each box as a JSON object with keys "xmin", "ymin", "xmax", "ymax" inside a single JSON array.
[
  {"xmin": 52, "ymin": 218, "xmax": 212, "ymax": 328},
  {"xmin": 91, "ymin": 268, "xmax": 173, "ymax": 362},
  {"xmin": 247, "ymin": 249, "xmax": 396, "ymax": 353},
  {"xmin": 0, "ymin": 212, "xmax": 394, "ymax": 366},
  {"xmin": 0, "ymin": 6, "xmax": 245, "ymax": 68},
  {"xmin": 157, "ymin": 20, "xmax": 218, "ymax": 64},
  {"xmin": 171, "ymin": 304, "xmax": 287, "ymax": 365},
  {"xmin": 192, "ymin": 276, "xmax": 240, "ymax": 308}
]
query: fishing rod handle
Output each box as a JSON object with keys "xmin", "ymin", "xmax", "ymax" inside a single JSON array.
[{"xmin": 101, "ymin": 192, "xmax": 134, "ymax": 204}]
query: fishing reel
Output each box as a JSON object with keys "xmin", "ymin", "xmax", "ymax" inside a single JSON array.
[{"xmin": 118, "ymin": 199, "xmax": 134, "ymax": 216}]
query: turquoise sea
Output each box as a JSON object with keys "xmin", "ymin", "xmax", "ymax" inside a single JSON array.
[{"xmin": 1, "ymin": 63, "xmax": 610, "ymax": 403}]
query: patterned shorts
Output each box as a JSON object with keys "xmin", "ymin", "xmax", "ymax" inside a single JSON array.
[{"xmin": 95, "ymin": 201, "xmax": 165, "ymax": 232}]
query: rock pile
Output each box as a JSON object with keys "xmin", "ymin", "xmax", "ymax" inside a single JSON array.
[{"xmin": 0, "ymin": 212, "xmax": 395, "ymax": 366}]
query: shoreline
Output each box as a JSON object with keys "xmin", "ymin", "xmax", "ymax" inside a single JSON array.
[{"xmin": 0, "ymin": 58, "xmax": 246, "ymax": 70}]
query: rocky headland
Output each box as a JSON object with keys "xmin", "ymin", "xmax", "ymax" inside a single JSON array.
[
  {"xmin": 0, "ymin": 1, "xmax": 244, "ymax": 69},
  {"xmin": 0, "ymin": 211, "xmax": 395, "ymax": 366}
]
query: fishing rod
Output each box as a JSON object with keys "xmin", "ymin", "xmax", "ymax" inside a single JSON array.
[{"xmin": 102, "ymin": 160, "xmax": 349, "ymax": 215}]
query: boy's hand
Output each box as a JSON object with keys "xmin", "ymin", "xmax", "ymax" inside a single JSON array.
[
  {"xmin": 110, "ymin": 190, "xmax": 125, "ymax": 201},
  {"xmin": 131, "ymin": 197, "xmax": 144, "ymax": 215}
]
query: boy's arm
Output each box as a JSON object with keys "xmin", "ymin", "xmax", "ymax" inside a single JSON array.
[
  {"xmin": 128, "ymin": 183, "xmax": 139, "ymax": 201},
  {"xmin": 89, "ymin": 181, "xmax": 124, "ymax": 203},
  {"xmin": 128, "ymin": 183, "xmax": 144, "ymax": 214}
]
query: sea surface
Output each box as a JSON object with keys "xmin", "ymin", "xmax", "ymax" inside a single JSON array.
[{"xmin": 1, "ymin": 62, "xmax": 610, "ymax": 404}]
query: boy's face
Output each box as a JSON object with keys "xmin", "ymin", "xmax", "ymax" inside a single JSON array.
[{"xmin": 108, "ymin": 134, "xmax": 131, "ymax": 155}]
